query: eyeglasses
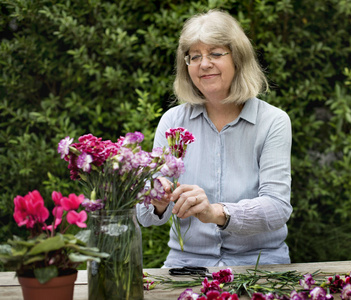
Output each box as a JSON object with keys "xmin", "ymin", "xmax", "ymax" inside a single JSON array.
[{"xmin": 184, "ymin": 52, "xmax": 230, "ymax": 66}]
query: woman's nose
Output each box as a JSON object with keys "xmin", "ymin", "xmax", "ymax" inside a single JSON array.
[{"xmin": 199, "ymin": 55, "xmax": 213, "ymax": 68}]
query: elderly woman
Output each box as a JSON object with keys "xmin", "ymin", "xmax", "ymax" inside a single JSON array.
[{"xmin": 137, "ymin": 10, "xmax": 292, "ymax": 268}]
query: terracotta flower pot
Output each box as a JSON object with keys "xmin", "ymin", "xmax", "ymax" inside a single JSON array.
[{"xmin": 18, "ymin": 271, "xmax": 77, "ymax": 300}]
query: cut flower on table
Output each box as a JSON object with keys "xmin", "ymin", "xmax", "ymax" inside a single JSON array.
[{"xmin": 176, "ymin": 266, "xmax": 351, "ymax": 300}]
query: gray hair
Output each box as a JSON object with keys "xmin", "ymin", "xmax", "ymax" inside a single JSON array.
[{"xmin": 173, "ymin": 10, "xmax": 268, "ymax": 105}]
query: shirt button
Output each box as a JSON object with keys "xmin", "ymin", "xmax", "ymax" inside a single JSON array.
[{"xmin": 217, "ymin": 243, "xmax": 221, "ymax": 248}]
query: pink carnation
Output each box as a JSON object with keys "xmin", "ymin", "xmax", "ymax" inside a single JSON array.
[{"xmin": 212, "ymin": 268, "xmax": 234, "ymax": 283}]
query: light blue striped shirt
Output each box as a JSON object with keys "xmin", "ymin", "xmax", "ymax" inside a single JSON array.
[{"xmin": 137, "ymin": 97, "xmax": 292, "ymax": 267}]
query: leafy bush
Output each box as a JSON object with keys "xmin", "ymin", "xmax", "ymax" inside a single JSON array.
[{"xmin": 0, "ymin": 0, "xmax": 350, "ymax": 267}]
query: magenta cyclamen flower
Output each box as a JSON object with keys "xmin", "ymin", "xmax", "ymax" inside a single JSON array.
[
  {"xmin": 57, "ymin": 136, "xmax": 73, "ymax": 159},
  {"xmin": 212, "ymin": 268, "xmax": 234, "ymax": 283},
  {"xmin": 13, "ymin": 190, "xmax": 49, "ymax": 229},
  {"xmin": 61, "ymin": 193, "xmax": 85, "ymax": 211},
  {"xmin": 66, "ymin": 210, "xmax": 87, "ymax": 228}
]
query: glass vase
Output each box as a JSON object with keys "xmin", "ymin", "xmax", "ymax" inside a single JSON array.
[{"xmin": 87, "ymin": 208, "xmax": 144, "ymax": 300}]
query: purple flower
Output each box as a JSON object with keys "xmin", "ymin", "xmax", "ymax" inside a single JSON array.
[
  {"xmin": 178, "ymin": 288, "xmax": 199, "ymax": 300},
  {"xmin": 149, "ymin": 178, "xmax": 165, "ymax": 200},
  {"xmin": 341, "ymin": 284, "xmax": 351, "ymax": 300},
  {"xmin": 160, "ymin": 155, "xmax": 185, "ymax": 178},
  {"xmin": 81, "ymin": 198, "xmax": 104, "ymax": 212},
  {"xmin": 134, "ymin": 150, "xmax": 152, "ymax": 167},
  {"xmin": 123, "ymin": 131, "xmax": 144, "ymax": 145},
  {"xmin": 310, "ymin": 287, "xmax": 327, "ymax": 300},
  {"xmin": 326, "ymin": 294, "xmax": 334, "ymax": 300},
  {"xmin": 77, "ymin": 152, "xmax": 93, "ymax": 172},
  {"xmin": 300, "ymin": 274, "xmax": 316, "ymax": 289},
  {"xmin": 58, "ymin": 136, "xmax": 73, "ymax": 159},
  {"xmin": 151, "ymin": 147, "xmax": 165, "ymax": 158},
  {"xmin": 290, "ymin": 290, "xmax": 309, "ymax": 300}
]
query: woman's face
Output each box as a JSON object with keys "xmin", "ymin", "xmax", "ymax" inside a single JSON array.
[{"xmin": 187, "ymin": 42, "xmax": 235, "ymax": 102}]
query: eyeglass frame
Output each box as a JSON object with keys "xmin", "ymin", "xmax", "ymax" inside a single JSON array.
[{"xmin": 184, "ymin": 52, "xmax": 230, "ymax": 66}]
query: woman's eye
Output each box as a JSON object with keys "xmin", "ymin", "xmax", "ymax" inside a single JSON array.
[
  {"xmin": 209, "ymin": 53, "xmax": 222, "ymax": 59},
  {"xmin": 191, "ymin": 55, "xmax": 202, "ymax": 61}
]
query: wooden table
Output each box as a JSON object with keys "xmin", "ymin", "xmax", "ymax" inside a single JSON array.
[{"xmin": 1, "ymin": 261, "xmax": 350, "ymax": 299}]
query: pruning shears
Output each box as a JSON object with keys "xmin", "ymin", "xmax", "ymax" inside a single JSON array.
[{"xmin": 169, "ymin": 266, "xmax": 213, "ymax": 278}]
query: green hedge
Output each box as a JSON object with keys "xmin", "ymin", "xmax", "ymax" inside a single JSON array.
[{"xmin": 0, "ymin": 0, "xmax": 350, "ymax": 267}]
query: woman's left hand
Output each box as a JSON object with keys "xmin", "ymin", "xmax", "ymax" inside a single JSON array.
[{"xmin": 170, "ymin": 184, "xmax": 226, "ymax": 225}]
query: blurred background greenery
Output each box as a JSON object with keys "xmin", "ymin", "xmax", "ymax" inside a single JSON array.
[{"xmin": 0, "ymin": 0, "xmax": 350, "ymax": 268}]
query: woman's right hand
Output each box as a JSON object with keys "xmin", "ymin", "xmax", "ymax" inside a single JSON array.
[{"xmin": 151, "ymin": 177, "xmax": 177, "ymax": 216}]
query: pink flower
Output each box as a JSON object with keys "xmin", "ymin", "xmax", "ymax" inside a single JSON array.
[
  {"xmin": 13, "ymin": 190, "xmax": 49, "ymax": 228},
  {"xmin": 44, "ymin": 218, "xmax": 62, "ymax": 232},
  {"xmin": 53, "ymin": 206, "xmax": 63, "ymax": 219},
  {"xmin": 182, "ymin": 130, "xmax": 196, "ymax": 144},
  {"xmin": 201, "ymin": 277, "xmax": 222, "ymax": 294},
  {"xmin": 66, "ymin": 210, "xmax": 87, "ymax": 228},
  {"xmin": 166, "ymin": 127, "xmax": 195, "ymax": 158},
  {"xmin": 52, "ymin": 191, "xmax": 63, "ymax": 206},
  {"xmin": 212, "ymin": 268, "xmax": 234, "ymax": 283},
  {"xmin": 61, "ymin": 193, "xmax": 85, "ymax": 211}
]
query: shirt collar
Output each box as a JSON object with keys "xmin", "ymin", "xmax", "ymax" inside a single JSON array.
[
  {"xmin": 189, "ymin": 104, "xmax": 205, "ymax": 119},
  {"xmin": 238, "ymin": 98, "xmax": 258, "ymax": 125},
  {"xmin": 189, "ymin": 98, "xmax": 258, "ymax": 125}
]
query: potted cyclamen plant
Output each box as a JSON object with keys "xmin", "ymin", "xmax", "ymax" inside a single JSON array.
[{"xmin": 0, "ymin": 190, "xmax": 108, "ymax": 300}]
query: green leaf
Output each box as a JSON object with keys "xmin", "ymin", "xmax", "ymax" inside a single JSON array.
[
  {"xmin": 34, "ymin": 266, "xmax": 59, "ymax": 284},
  {"xmin": 74, "ymin": 230, "xmax": 91, "ymax": 244},
  {"xmin": 68, "ymin": 253, "xmax": 101, "ymax": 263},
  {"xmin": 28, "ymin": 235, "xmax": 65, "ymax": 256}
]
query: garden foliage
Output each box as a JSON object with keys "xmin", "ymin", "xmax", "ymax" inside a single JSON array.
[{"xmin": 0, "ymin": 0, "xmax": 350, "ymax": 267}]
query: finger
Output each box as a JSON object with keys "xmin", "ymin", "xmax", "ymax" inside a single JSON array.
[
  {"xmin": 157, "ymin": 176, "xmax": 173, "ymax": 193},
  {"xmin": 170, "ymin": 184, "xmax": 192, "ymax": 201},
  {"xmin": 176, "ymin": 195, "xmax": 198, "ymax": 218}
]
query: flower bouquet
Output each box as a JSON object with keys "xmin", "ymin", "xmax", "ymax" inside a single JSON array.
[
  {"xmin": 0, "ymin": 190, "xmax": 108, "ymax": 299},
  {"xmin": 58, "ymin": 131, "xmax": 190, "ymax": 300}
]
